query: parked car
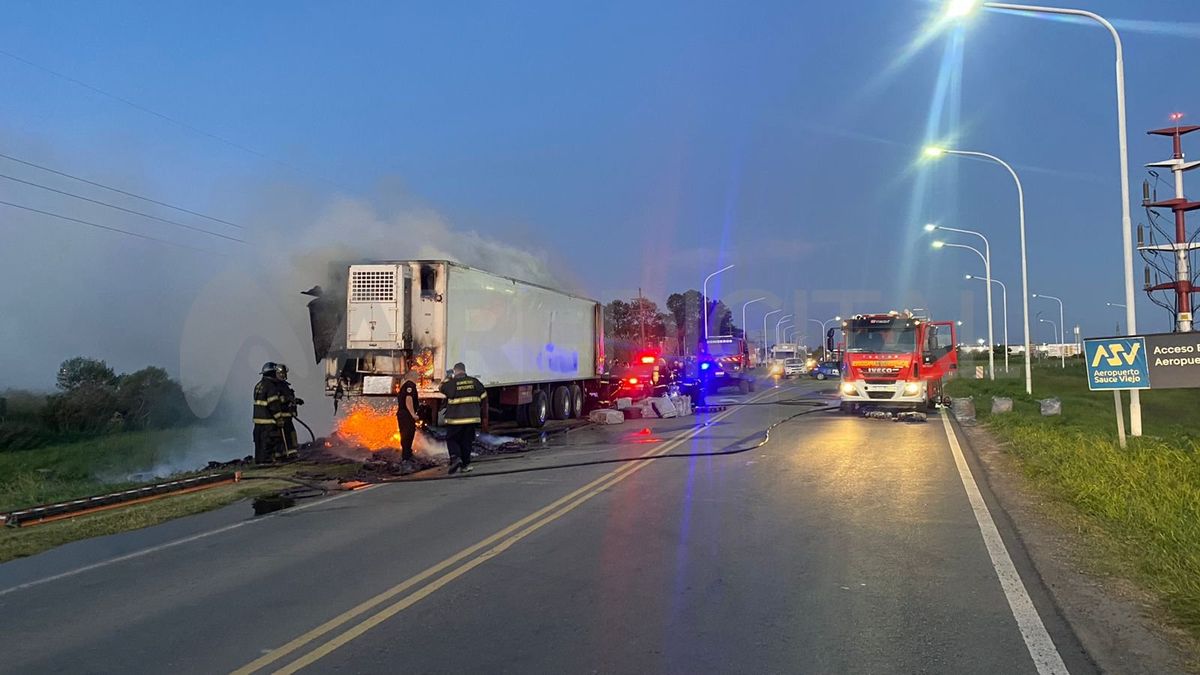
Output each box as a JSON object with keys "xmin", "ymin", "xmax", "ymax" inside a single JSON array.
[{"xmin": 810, "ymin": 362, "xmax": 841, "ymax": 380}]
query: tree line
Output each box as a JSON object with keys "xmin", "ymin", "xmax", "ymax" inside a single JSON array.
[
  {"xmin": 603, "ymin": 290, "xmax": 739, "ymax": 364},
  {"xmin": 0, "ymin": 357, "xmax": 196, "ymax": 450}
]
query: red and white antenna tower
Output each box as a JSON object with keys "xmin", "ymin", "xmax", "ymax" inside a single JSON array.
[{"xmin": 1139, "ymin": 113, "xmax": 1200, "ymax": 332}]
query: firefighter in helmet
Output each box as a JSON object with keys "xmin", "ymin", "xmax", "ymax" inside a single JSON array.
[{"xmin": 253, "ymin": 362, "xmax": 303, "ymax": 463}]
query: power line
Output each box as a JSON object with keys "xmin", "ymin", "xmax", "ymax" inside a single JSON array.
[
  {"xmin": 0, "ymin": 171, "xmax": 244, "ymax": 243},
  {"xmin": 0, "ymin": 49, "xmax": 356, "ymax": 194},
  {"xmin": 0, "ymin": 199, "xmax": 223, "ymax": 255},
  {"xmin": 0, "ymin": 151, "xmax": 243, "ymax": 230}
]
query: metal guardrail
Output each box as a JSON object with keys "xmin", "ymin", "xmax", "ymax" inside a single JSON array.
[{"xmin": 1, "ymin": 472, "xmax": 240, "ymax": 528}]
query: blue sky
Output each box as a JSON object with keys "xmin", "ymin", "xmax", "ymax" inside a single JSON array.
[{"xmin": 2, "ymin": 0, "xmax": 1198, "ymax": 387}]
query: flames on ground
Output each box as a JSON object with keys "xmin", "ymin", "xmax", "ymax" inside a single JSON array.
[{"xmin": 330, "ymin": 399, "xmax": 448, "ymax": 463}]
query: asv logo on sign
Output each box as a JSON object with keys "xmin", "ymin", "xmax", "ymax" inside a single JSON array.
[{"xmin": 1090, "ymin": 342, "xmax": 1142, "ymax": 368}]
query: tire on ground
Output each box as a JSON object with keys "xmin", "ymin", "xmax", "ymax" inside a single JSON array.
[{"xmin": 738, "ymin": 379, "xmax": 751, "ymax": 395}]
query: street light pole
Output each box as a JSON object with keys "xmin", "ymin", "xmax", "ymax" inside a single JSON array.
[
  {"xmin": 928, "ymin": 224, "xmax": 994, "ymax": 380},
  {"xmin": 702, "ymin": 264, "xmax": 735, "ymax": 340},
  {"xmin": 775, "ymin": 315, "xmax": 793, "ymax": 348},
  {"xmin": 762, "ymin": 309, "xmax": 782, "ymax": 367},
  {"xmin": 1033, "ymin": 293, "xmax": 1066, "ymax": 368},
  {"xmin": 1039, "ymin": 317, "xmax": 1060, "ymax": 346},
  {"xmin": 933, "ymin": 239, "xmax": 995, "ymax": 379},
  {"xmin": 966, "ymin": 274, "xmax": 1009, "ymax": 374},
  {"xmin": 741, "ymin": 296, "xmax": 766, "ymax": 363},
  {"xmin": 948, "ymin": 0, "xmax": 1139, "ymax": 433},
  {"xmin": 925, "ymin": 147, "xmax": 1030, "ymax": 395}
]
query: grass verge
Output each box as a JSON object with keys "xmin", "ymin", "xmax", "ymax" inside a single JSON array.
[
  {"xmin": 0, "ymin": 429, "xmax": 360, "ymax": 564},
  {"xmin": 947, "ymin": 360, "xmax": 1200, "ymax": 636}
]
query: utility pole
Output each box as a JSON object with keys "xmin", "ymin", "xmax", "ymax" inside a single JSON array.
[{"xmin": 1141, "ymin": 116, "xmax": 1200, "ymax": 332}]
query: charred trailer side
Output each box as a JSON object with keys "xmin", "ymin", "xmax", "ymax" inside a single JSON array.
[{"xmin": 309, "ymin": 261, "xmax": 605, "ymax": 428}]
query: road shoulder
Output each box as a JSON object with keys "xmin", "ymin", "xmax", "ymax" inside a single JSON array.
[{"xmin": 956, "ymin": 421, "xmax": 1197, "ymax": 674}]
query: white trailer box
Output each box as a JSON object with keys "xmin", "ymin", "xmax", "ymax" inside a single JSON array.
[{"xmin": 320, "ymin": 261, "xmax": 604, "ymax": 428}]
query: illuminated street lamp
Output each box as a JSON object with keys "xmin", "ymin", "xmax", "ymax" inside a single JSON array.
[
  {"xmin": 1032, "ymin": 293, "xmax": 1067, "ymax": 368},
  {"xmin": 928, "ymin": 224, "xmax": 995, "ymax": 380},
  {"xmin": 966, "ymin": 274, "xmax": 1009, "ymax": 374},
  {"xmin": 702, "ymin": 264, "xmax": 735, "ymax": 339},
  {"xmin": 943, "ymin": 0, "xmax": 1140, "ymax": 435},
  {"xmin": 925, "ymin": 146, "xmax": 1029, "ymax": 394},
  {"xmin": 741, "ymin": 297, "xmax": 767, "ymax": 364},
  {"xmin": 932, "ymin": 239, "xmax": 994, "ymax": 380},
  {"xmin": 762, "ymin": 309, "xmax": 782, "ymax": 366}
]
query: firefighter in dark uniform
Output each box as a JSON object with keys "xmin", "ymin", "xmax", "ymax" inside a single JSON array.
[
  {"xmin": 438, "ymin": 362, "xmax": 487, "ymax": 474},
  {"xmin": 275, "ymin": 365, "xmax": 302, "ymax": 459},
  {"xmin": 395, "ymin": 367, "xmax": 421, "ymax": 473},
  {"xmin": 252, "ymin": 362, "xmax": 303, "ymax": 463}
]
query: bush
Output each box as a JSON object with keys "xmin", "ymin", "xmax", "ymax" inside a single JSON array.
[
  {"xmin": 116, "ymin": 367, "xmax": 193, "ymax": 430},
  {"xmin": 43, "ymin": 383, "xmax": 121, "ymax": 433}
]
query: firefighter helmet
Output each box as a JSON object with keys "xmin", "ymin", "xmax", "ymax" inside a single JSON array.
[{"xmin": 261, "ymin": 362, "xmax": 288, "ymax": 380}]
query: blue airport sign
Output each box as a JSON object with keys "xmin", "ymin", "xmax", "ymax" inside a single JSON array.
[
  {"xmin": 1084, "ymin": 332, "xmax": 1200, "ymax": 391},
  {"xmin": 1083, "ymin": 336, "xmax": 1149, "ymax": 391}
]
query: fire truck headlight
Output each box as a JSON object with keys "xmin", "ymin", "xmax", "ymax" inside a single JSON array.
[
  {"xmin": 903, "ymin": 381, "xmax": 922, "ymax": 395},
  {"xmin": 840, "ymin": 382, "xmax": 857, "ymax": 395}
]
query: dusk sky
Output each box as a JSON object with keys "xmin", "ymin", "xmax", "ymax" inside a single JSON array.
[{"xmin": 2, "ymin": 0, "xmax": 1198, "ymax": 391}]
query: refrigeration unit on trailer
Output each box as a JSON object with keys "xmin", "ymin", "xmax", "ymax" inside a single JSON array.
[{"xmin": 307, "ymin": 261, "xmax": 604, "ymax": 428}]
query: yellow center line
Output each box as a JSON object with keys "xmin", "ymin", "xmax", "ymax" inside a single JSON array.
[{"xmin": 233, "ymin": 387, "xmax": 775, "ymax": 675}]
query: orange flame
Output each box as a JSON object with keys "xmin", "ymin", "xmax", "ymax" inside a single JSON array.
[{"xmin": 334, "ymin": 401, "xmax": 401, "ymax": 452}]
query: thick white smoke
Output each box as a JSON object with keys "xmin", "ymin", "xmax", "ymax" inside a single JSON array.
[{"xmin": 179, "ymin": 192, "xmax": 567, "ymax": 451}]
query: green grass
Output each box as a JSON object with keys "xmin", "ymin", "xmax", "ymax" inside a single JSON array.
[
  {"xmin": 947, "ymin": 360, "xmax": 1200, "ymax": 635},
  {"xmin": 0, "ymin": 428, "xmax": 365, "ymax": 563},
  {"xmin": 0, "ymin": 428, "xmax": 203, "ymax": 512},
  {"xmin": 0, "ymin": 479, "xmax": 286, "ymax": 563}
]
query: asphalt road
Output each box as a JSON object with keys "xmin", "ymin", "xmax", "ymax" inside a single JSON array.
[{"xmin": 1, "ymin": 380, "xmax": 1095, "ymax": 674}]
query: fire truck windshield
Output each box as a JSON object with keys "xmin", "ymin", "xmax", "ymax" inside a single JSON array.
[{"xmin": 845, "ymin": 320, "xmax": 917, "ymax": 354}]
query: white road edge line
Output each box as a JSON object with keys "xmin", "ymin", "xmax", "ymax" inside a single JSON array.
[
  {"xmin": 0, "ymin": 485, "xmax": 374, "ymax": 598},
  {"xmin": 940, "ymin": 411, "xmax": 1069, "ymax": 675}
]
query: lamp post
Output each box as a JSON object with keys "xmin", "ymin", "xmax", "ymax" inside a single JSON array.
[
  {"xmin": 702, "ymin": 264, "xmax": 735, "ymax": 340},
  {"xmin": 932, "ymin": 239, "xmax": 995, "ymax": 380},
  {"xmin": 928, "ymin": 224, "xmax": 995, "ymax": 380},
  {"xmin": 944, "ymin": 0, "xmax": 1139, "ymax": 434},
  {"xmin": 925, "ymin": 147, "xmax": 1028, "ymax": 394},
  {"xmin": 775, "ymin": 315, "xmax": 793, "ymax": 349},
  {"xmin": 1039, "ymin": 317, "xmax": 1060, "ymax": 345},
  {"xmin": 966, "ymin": 274, "xmax": 1009, "ymax": 374},
  {"xmin": 1105, "ymin": 301, "xmax": 1125, "ymax": 333},
  {"xmin": 762, "ymin": 309, "xmax": 782, "ymax": 366},
  {"xmin": 741, "ymin": 297, "xmax": 766, "ymax": 364},
  {"xmin": 1032, "ymin": 293, "xmax": 1066, "ymax": 367}
]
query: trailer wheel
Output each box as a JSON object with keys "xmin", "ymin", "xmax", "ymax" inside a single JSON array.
[
  {"xmin": 569, "ymin": 384, "xmax": 585, "ymax": 417},
  {"xmin": 551, "ymin": 385, "xmax": 572, "ymax": 420},
  {"xmin": 529, "ymin": 390, "xmax": 549, "ymax": 428}
]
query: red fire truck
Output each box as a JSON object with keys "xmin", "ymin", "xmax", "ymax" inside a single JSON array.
[{"xmin": 832, "ymin": 311, "xmax": 958, "ymax": 413}]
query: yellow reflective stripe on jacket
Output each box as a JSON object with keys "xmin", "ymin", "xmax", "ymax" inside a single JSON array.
[
  {"xmin": 265, "ymin": 395, "xmax": 282, "ymax": 403},
  {"xmin": 253, "ymin": 399, "xmax": 270, "ymax": 406},
  {"xmin": 445, "ymin": 417, "xmax": 481, "ymax": 425},
  {"xmin": 274, "ymin": 411, "xmax": 292, "ymax": 418},
  {"xmin": 253, "ymin": 418, "xmax": 278, "ymax": 425},
  {"xmin": 446, "ymin": 395, "xmax": 482, "ymax": 405}
]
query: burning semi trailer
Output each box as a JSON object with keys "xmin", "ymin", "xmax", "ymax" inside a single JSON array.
[{"xmin": 304, "ymin": 261, "xmax": 606, "ymax": 454}]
